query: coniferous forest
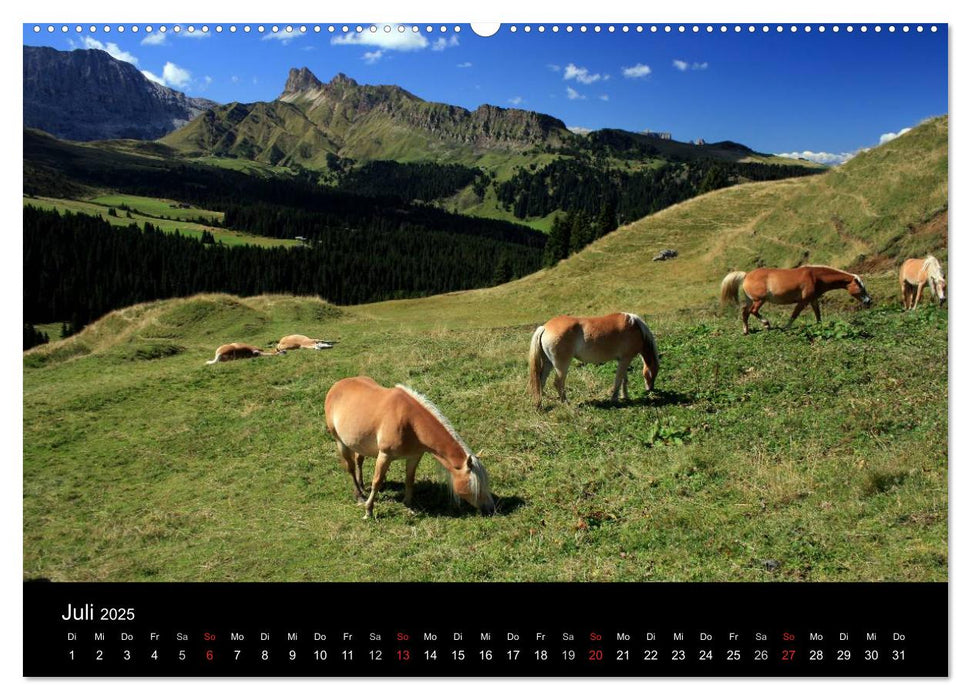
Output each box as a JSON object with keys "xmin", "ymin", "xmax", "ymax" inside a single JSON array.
[
  {"xmin": 495, "ymin": 158, "xmax": 816, "ymax": 225},
  {"xmin": 22, "ymin": 127, "xmax": 822, "ymax": 333},
  {"xmin": 23, "ymin": 206, "xmax": 543, "ymax": 328}
]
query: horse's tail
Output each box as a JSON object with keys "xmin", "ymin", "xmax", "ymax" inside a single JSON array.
[
  {"xmin": 720, "ymin": 271, "xmax": 747, "ymax": 305},
  {"xmin": 528, "ymin": 325, "xmax": 547, "ymax": 406},
  {"xmin": 627, "ymin": 313, "xmax": 660, "ymax": 391},
  {"xmin": 205, "ymin": 351, "xmax": 221, "ymax": 365}
]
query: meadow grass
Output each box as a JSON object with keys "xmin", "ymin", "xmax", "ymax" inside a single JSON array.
[
  {"xmin": 23, "ymin": 284, "xmax": 946, "ymax": 582},
  {"xmin": 89, "ymin": 194, "xmax": 224, "ymax": 223},
  {"xmin": 23, "ymin": 196, "xmax": 300, "ymax": 248},
  {"xmin": 23, "ymin": 118, "xmax": 947, "ymax": 583}
]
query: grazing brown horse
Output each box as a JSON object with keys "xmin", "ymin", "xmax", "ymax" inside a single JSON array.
[
  {"xmin": 324, "ymin": 376, "xmax": 495, "ymax": 519},
  {"xmin": 899, "ymin": 255, "xmax": 946, "ymax": 309},
  {"xmin": 206, "ymin": 342, "xmax": 284, "ymax": 365},
  {"xmin": 276, "ymin": 334, "xmax": 335, "ymax": 351},
  {"xmin": 721, "ymin": 266, "xmax": 872, "ymax": 335},
  {"xmin": 528, "ymin": 312, "xmax": 659, "ymax": 408}
]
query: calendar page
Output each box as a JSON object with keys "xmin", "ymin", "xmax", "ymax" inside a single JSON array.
[{"xmin": 21, "ymin": 18, "xmax": 948, "ymax": 678}]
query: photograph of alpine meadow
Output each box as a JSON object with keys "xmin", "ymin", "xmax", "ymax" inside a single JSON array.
[{"xmin": 23, "ymin": 22, "xmax": 947, "ymax": 584}]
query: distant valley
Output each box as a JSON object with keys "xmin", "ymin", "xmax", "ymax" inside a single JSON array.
[{"xmin": 23, "ymin": 45, "xmax": 824, "ymax": 333}]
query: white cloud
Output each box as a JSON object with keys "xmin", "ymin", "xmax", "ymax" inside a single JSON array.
[
  {"xmin": 566, "ymin": 86, "xmax": 585, "ymax": 100},
  {"xmin": 622, "ymin": 63, "xmax": 651, "ymax": 79},
  {"xmin": 162, "ymin": 62, "xmax": 192, "ymax": 89},
  {"xmin": 262, "ymin": 29, "xmax": 305, "ymax": 45},
  {"xmin": 547, "ymin": 63, "xmax": 561, "ymax": 72},
  {"xmin": 777, "ymin": 126, "xmax": 915, "ymax": 167},
  {"xmin": 508, "ymin": 96, "xmax": 523, "ymax": 105},
  {"xmin": 332, "ymin": 28, "xmax": 429, "ymax": 51},
  {"xmin": 879, "ymin": 127, "xmax": 912, "ymax": 144},
  {"xmin": 568, "ymin": 126, "xmax": 593, "ymax": 135},
  {"xmin": 231, "ymin": 75, "xmax": 239, "ymax": 83},
  {"xmin": 181, "ymin": 30, "xmax": 211, "ymax": 39},
  {"xmin": 140, "ymin": 62, "xmax": 192, "ymax": 90},
  {"xmin": 457, "ymin": 62, "xmax": 472, "ymax": 68},
  {"xmin": 81, "ymin": 36, "xmax": 139, "ymax": 65},
  {"xmin": 141, "ymin": 69, "xmax": 164, "ymax": 85},
  {"xmin": 775, "ymin": 150, "xmax": 857, "ymax": 166},
  {"xmin": 362, "ymin": 50, "xmax": 383, "ymax": 64},
  {"xmin": 673, "ymin": 59, "xmax": 708, "ymax": 71},
  {"xmin": 598, "ymin": 94, "xmax": 609, "ymax": 101},
  {"xmin": 431, "ymin": 35, "xmax": 459, "ymax": 51},
  {"xmin": 140, "ymin": 32, "xmax": 167, "ymax": 46},
  {"xmin": 564, "ymin": 63, "xmax": 602, "ymax": 85}
]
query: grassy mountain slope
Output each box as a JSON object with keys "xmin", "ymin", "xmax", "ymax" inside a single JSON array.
[
  {"xmin": 161, "ymin": 71, "xmax": 572, "ymax": 166},
  {"xmin": 164, "ymin": 70, "xmax": 816, "ymax": 171},
  {"xmin": 365, "ymin": 117, "xmax": 947, "ymax": 326},
  {"xmin": 23, "ymin": 117, "xmax": 947, "ymax": 583}
]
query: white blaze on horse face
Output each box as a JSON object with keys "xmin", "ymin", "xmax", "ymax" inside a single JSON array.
[{"xmin": 852, "ymin": 275, "xmax": 872, "ymax": 306}]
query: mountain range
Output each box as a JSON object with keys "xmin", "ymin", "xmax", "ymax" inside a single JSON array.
[
  {"xmin": 23, "ymin": 45, "xmax": 216, "ymax": 141},
  {"xmin": 161, "ymin": 68, "xmax": 574, "ymax": 168}
]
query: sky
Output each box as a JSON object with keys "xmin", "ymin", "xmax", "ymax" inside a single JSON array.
[{"xmin": 23, "ymin": 22, "xmax": 948, "ymax": 163}]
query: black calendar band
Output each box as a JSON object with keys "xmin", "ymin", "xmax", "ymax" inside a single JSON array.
[{"xmin": 24, "ymin": 581, "xmax": 947, "ymax": 677}]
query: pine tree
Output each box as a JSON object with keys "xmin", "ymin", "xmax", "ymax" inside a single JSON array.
[
  {"xmin": 594, "ymin": 200, "xmax": 618, "ymax": 240},
  {"xmin": 569, "ymin": 210, "xmax": 592, "ymax": 254},
  {"xmin": 23, "ymin": 323, "xmax": 49, "ymax": 351},
  {"xmin": 543, "ymin": 213, "xmax": 570, "ymax": 267}
]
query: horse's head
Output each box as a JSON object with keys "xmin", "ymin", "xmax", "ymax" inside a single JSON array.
[
  {"xmin": 450, "ymin": 454, "xmax": 496, "ymax": 515},
  {"xmin": 933, "ymin": 276, "xmax": 947, "ymax": 305},
  {"xmin": 848, "ymin": 275, "xmax": 872, "ymax": 307}
]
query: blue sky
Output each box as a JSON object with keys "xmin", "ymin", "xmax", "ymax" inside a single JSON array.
[{"xmin": 23, "ymin": 23, "xmax": 947, "ymax": 163}]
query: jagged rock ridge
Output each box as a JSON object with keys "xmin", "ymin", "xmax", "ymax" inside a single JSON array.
[{"xmin": 163, "ymin": 66, "xmax": 571, "ymax": 166}]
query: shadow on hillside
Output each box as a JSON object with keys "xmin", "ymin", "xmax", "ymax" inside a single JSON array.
[
  {"xmin": 378, "ymin": 480, "xmax": 525, "ymax": 518},
  {"xmin": 583, "ymin": 388, "xmax": 695, "ymax": 409}
]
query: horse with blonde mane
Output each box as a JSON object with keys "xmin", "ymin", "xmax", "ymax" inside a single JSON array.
[
  {"xmin": 528, "ymin": 313, "xmax": 659, "ymax": 408},
  {"xmin": 276, "ymin": 334, "xmax": 335, "ymax": 352},
  {"xmin": 899, "ymin": 255, "xmax": 946, "ymax": 309},
  {"xmin": 324, "ymin": 376, "xmax": 495, "ymax": 519},
  {"xmin": 720, "ymin": 265, "xmax": 872, "ymax": 335},
  {"xmin": 206, "ymin": 342, "xmax": 284, "ymax": 365}
]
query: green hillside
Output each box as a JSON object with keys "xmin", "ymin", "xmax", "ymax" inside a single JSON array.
[
  {"xmin": 368, "ymin": 116, "xmax": 947, "ymax": 325},
  {"xmin": 23, "ymin": 117, "xmax": 947, "ymax": 583},
  {"xmin": 22, "ymin": 195, "xmax": 300, "ymax": 248},
  {"xmin": 157, "ymin": 70, "xmax": 820, "ymax": 230}
]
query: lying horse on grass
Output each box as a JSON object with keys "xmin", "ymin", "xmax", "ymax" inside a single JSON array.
[
  {"xmin": 528, "ymin": 312, "xmax": 659, "ymax": 408},
  {"xmin": 276, "ymin": 334, "xmax": 335, "ymax": 352},
  {"xmin": 324, "ymin": 376, "xmax": 495, "ymax": 519},
  {"xmin": 206, "ymin": 342, "xmax": 284, "ymax": 365},
  {"xmin": 720, "ymin": 266, "xmax": 872, "ymax": 335},
  {"xmin": 899, "ymin": 255, "xmax": 946, "ymax": 309}
]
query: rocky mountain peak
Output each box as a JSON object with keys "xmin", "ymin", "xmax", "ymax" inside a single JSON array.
[
  {"xmin": 23, "ymin": 45, "xmax": 216, "ymax": 141},
  {"xmin": 283, "ymin": 67, "xmax": 324, "ymax": 94},
  {"xmin": 329, "ymin": 72, "xmax": 358, "ymax": 88}
]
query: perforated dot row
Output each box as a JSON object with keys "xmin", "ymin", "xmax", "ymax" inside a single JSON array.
[
  {"xmin": 32, "ymin": 24, "xmax": 464, "ymax": 35},
  {"xmin": 31, "ymin": 24, "xmax": 938, "ymax": 35}
]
